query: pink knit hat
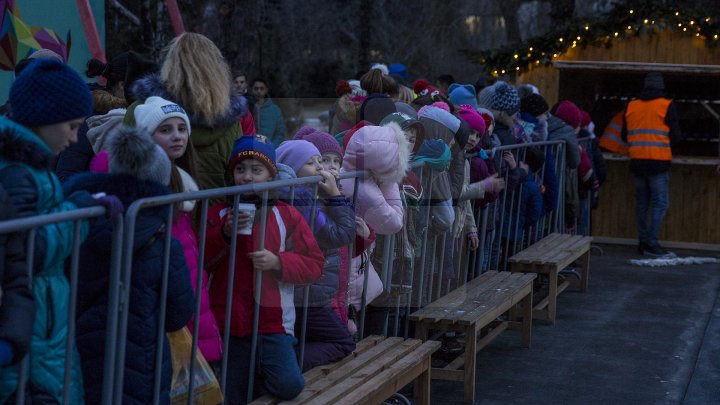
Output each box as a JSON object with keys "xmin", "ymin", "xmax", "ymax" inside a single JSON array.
[
  {"xmin": 456, "ymin": 105, "xmax": 486, "ymax": 135},
  {"xmin": 554, "ymin": 100, "xmax": 582, "ymax": 129},
  {"xmin": 298, "ymin": 130, "xmax": 343, "ymax": 159}
]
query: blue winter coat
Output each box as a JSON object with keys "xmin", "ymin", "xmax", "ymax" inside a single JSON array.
[
  {"xmin": 501, "ymin": 171, "xmax": 544, "ymax": 242},
  {"xmin": 254, "ymin": 97, "xmax": 286, "ymax": 147},
  {"xmin": 0, "ymin": 117, "xmax": 89, "ymax": 404},
  {"xmin": 63, "ymin": 173, "xmax": 194, "ymax": 405},
  {"xmin": 276, "ymin": 164, "xmax": 355, "ymax": 307}
]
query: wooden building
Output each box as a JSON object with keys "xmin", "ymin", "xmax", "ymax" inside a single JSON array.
[{"xmin": 518, "ymin": 31, "xmax": 720, "ymax": 248}]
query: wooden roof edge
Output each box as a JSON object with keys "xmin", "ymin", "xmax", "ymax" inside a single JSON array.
[{"xmin": 553, "ymin": 60, "xmax": 720, "ymax": 74}]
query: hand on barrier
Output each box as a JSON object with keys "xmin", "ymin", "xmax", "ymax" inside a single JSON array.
[
  {"xmin": 248, "ymin": 249, "xmax": 281, "ymax": 271},
  {"xmin": 467, "ymin": 232, "xmax": 479, "ymax": 251},
  {"xmin": 92, "ymin": 193, "xmax": 124, "ymax": 217},
  {"xmin": 318, "ymin": 170, "xmax": 341, "ymax": 197},
  {"xmin": 503, "ymin": 151, "xmax": 517, "ymax": 170}
]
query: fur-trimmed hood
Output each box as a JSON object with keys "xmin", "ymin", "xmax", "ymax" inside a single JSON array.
[
  {"xmin": 130, "ymin": 74, "xmax": 247, "ymax": 128},
  {"xmin": 342, "ymin": 122, "xmax": 410, "ymax": 184},
  {"xmin": 0, "ymin": 117, "xmax": 53, "ymax": 169}
]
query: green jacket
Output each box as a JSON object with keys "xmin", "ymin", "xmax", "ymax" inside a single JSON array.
[{"xmin": 0, "ymin": 118, "xmax": 87, "ymax": 404}]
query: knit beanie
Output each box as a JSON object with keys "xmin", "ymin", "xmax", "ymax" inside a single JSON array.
[
  {"xmin": 418, "ymin": 106, "xmax": 460, "ymax": 134},
  {"xmin": 276, "ymin": 140, "xmax": 321, "ymax": 175},
  {"xmin": 297, "ymin": 129, "xmax": 343, "ymax": 159},
  {"xmin": 643, "ymin": 72, "xmax": 664, "ymax": 91},
  {"xmin": 388, "ymin": 63, "xmax": 409, "ymax": 84},
  {"xmin": 360, "ymin": 93, "xmax": 397, "ymax": 124},
  {"xmin": 108, "ymin": 125, "xmax": 171, "ymax": 185},
  {"xmin": 520, "ymin": 93, "xmax": 549, "ymax": 117},
  {"xmin": 580, "ymin": 110, "xmax": 592, "ymax": 128},
  {"xmin": 133, "ymin": 96, "xmax": 192, "ymax": 135},
  {"xmin": 342, "ymin": 120, "xmax": 371, "ymax": 152},
  {"xmin": 456, "ymin": 104, "xmax": 486, "ymax": 135},
  {"xmin": 476, "ymin": 83, "xmax": 497, "ymax": 109},
  {"xmin": 477, "ymin": 107, "xmax": 495, "ymax": 129},
  {"xmin": 380, "ymin": 112, "xmax": 426, "ymax": 153},
  {"xmin": 553, "ymin": 100, "xmax": 582, "ymax": 129},
  {"xmin": 228, "ymin": 135, "xmax": 278, "ymax": 177},
  {"xmin": 10, "ymin": 59, "xmax": 92, "ymax": 127},
  {"xmin": 490, "ymin": 82, "xmax": 520, "ymax": 115},
  {"xmin": 292, "ymin": 125, "xmax": 318, "ymax": 140},
  {"xmin": 448, "ymin": 84, "xmax": 479, "ymax": 109},
  {"xmin": 394, "ymin": 102, "xmax": 417, "ymax": 118}
]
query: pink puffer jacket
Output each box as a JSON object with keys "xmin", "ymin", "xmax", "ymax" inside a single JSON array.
[{"xmin": 340, "ymin": 123, "xmax": 411, "ymax": 235}]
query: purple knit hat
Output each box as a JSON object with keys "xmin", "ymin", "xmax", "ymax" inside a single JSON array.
[
  {"xmin": 298, "ymin": 130, "xmax": 342, "ymax": 159},
  {"xmin": 276, "ymin": 139, "xmax": 321, "ymax": 174}
]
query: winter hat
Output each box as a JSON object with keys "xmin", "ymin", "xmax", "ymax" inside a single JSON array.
[
  {"xmin": 456, "ymin": 104, "xmax": 486, "ymax": 135},
  {"xmin": 418, "ymin": 106, "xmax": 460, "ymax": 134},
  {"xmin": 341, "ymin": 120, "xmax": 371, "ymax": 152},
  {"xmin": 454, "ymin": 118, "xmax": 470, "ymax": 150},
  {"xmin": 448, "ymin": 84, "xmax": 479, "ymax": 109},
  {"xmin": 108, "ymin": 125, "xmax": 171, "ymax": 185},
  {"xmin": 553, "ymin": 100, "xmax": 582, "ymax": 129},
  {"xmin": 490, "ymin": 82, "xmax": 520, "ymax": 115},
  {"xmin": 394, "ymin": 102, "xmax": 417, "ymax": 117},
  {"xmin": 643, "ymin": 72, "xmax": 664, "ymax": 91},
  {"xmin": 134, "ymin": 96, "xmax": 191, "ymax": 135},
  {"xmin": 228, "ymin": 135, "xmax": 278, "ymax": 177},
  {"xmin": 388, "ymin": 63, "xmax": 409, "ymax": 83},
  {"xmin": 10, "ymin": 59, "xmax": 92, "ymax": 127},
  {"xmin": 380, "ymin": 112, "xmax": 426, "ymax": 153},
  {"xmin": 360, "ymin": 93, "xmax": 397, "ymax": 124},
  {"xmin": 476, "ymin": 83, "xmax": 497, "ymax": 109},
  {"xmin": 370, "ymin": 63, "xmax": 389, "ymax": 75},
  {"xmin": 520, "ymin": 93, "xmax": 549, "ymax": 117},
  {"xmin": 347, "ymin": 80, "xmax": 366, "ymax": 97},
  {"xmin": 276, "ymin": 140, "xmax": 321, "ymax": 174},
  {"xmin": 293, "ymin": 125, "xmax": 318, "ymax": 140},
  {"xmin": 580, "ymin": 110, "xmax": 592, "ymax": 128},
  {"xmin": 517, "ymin": 83, "xmax": 540, "ymax": 99},
  {"xmin": 524, "ymin": 147, "xmax": 545, "ymax": 174},
  {"xmin": 297, "ymin": 129, "xmax": 343, "ymax": 159},
  {"xmin": 477, "ymin": 107, "xmax": 495, "ymax": 129}
]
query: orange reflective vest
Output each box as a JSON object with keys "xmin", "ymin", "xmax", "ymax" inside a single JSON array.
[
  {"xmin": 625, "ymin": 98, "xmax": 672, "ymax": 161},
  {"xmin": 599, "ymin": 111, "xmax": 628, "ymax": 154}
]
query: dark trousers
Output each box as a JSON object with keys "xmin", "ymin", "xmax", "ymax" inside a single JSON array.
[{"xmin": 295, "ymin": 305, "xmax": 356, "ymax": 372}]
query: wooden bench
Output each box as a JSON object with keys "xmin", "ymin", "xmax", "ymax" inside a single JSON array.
[
  {"xmin": 408, "ymin": 271, "xmax": 536, "ymax": 404},
  {"xmin": 508, "ymin": 233, "xmax": 593, "ymax": 325},
  {"xmin": 250, "ymin": 335, "xmax": 440, "ymax": 405}
]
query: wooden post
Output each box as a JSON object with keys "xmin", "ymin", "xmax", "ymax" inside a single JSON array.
[
  {"xmin": 522, "ymin": 288, "xmax": 533, "ymax": 348},
  {"xmin": 547, "ymin": 267, "xmax": 558, "ymax": 325},
  {"xmin": 580, "ymin": 251, "xmax": 590, "ymax": 292},
  {"xmin": 414, "ymin": 356, "xmax": 432, "ymax": 405},
  {"xmin": 463, "ymin": 324, "xmax": 477, "ymax": 404}
]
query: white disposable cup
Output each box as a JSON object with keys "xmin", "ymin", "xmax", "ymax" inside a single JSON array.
[{"xmin": 236, "ymin": 203, "xmax": 256, "ymax": 235}]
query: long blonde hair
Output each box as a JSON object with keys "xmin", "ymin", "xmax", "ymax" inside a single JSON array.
[{"xmin": 161, "ymin": 33, "xmax": 232, "ymax": 124}]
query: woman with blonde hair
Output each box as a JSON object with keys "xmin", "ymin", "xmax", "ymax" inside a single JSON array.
[{"xmin": 131, "ymin": 32, "xmax": 248, "ymax": 191}]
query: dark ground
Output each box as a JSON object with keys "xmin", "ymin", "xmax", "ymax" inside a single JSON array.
[{"xmin": 430, "ymin": 244, "xmax": 720, "ymax": 405}]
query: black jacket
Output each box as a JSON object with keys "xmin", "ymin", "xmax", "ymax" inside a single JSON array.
[{"xmin": 0, "ymin": 184, "xmax": 34, "ymax": 364}]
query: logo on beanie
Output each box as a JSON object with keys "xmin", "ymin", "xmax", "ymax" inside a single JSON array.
[
  {"xmin": 161, "ymin": 104, "xmax": 186, "ymax": 114},
  {"xmin": 235, "ymin": 150, "xmax": 277, "ymax": 174}
]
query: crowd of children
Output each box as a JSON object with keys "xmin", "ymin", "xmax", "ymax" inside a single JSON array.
[{"xmin": 0, "ymin": 33, "xmax": 607, "ymax": 404}]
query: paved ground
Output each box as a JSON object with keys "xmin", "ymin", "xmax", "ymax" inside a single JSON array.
[{"xmin": 430, "ymin": 244, "xmax": 720, "ymax": 405}]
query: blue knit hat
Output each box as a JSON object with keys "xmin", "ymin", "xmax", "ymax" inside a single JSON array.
[
  {"xmin": 490, "ymin": 82, "xmax": 520, "ymax": 115},
  {"xmin": 10, "ymin": 59, "xmax": 92, "ymax": 127},
  {"xmin": 388, "ymin": 63, "xmax": 408, "ymax": 83},
  {"xmin": 228, "ymin": 135, "xmax": 278, "ymax": 177},
  {"xmin": 448, "ymin": 83, "xmax": 478, "ymax": 109}
]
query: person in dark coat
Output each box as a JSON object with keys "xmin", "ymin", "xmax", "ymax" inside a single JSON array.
[
  {"xmin": 0, "ymin": 184, "xmax": 34, "ymax": 369},
  {"xmin": 63, "ymin": 125, "xmax": 194, "ymax": 405}
]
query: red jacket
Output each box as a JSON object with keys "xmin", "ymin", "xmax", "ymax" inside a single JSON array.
[{"xmin": 205, "ymin": 201, "xmax": 324, "ymax": 337}]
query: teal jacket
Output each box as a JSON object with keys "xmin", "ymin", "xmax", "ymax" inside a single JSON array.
[
  {"xmin": 254, "ymin": 97, "xmax": 286, "ymax": 147},
  {"xmin": 0, "ymin": 117, "xmax": 88, "ymax": 404}
]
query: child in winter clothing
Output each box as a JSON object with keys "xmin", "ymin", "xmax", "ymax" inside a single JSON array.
[
  {"xmin": 134, "ymin": 96, "xmax": 224, "ymax": 363},
  {"xmin": 64, "ymin": 125, "xmax": 194, "ymax": 405},
  {"xmin": 204, "ymin": 136, "xmax": 324, "ymax": 404},
  {"xmin": 275, "ymin": 138, "xmax": 356, "ymax": 371},
  {"xmin": 0, "ymin": 59, "xmax": 122, "ymax": 404}
]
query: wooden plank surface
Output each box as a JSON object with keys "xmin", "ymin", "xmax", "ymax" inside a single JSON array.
[{"xmin": 409, "ymin": 271, "xmax": 500, "ymax": 321}]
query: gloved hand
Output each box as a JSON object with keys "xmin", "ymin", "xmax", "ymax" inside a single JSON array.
[{"xmin": 92, "ymin": 193, "xmax": 124, "ymax": 217}]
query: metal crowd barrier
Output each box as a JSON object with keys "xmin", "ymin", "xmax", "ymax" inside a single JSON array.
[{"xmin": 0, "ymin": 137, "xmax": 580, "ymax": 404}]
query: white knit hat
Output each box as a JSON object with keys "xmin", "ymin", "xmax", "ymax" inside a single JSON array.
[{"xmin": 134, "ymin": 96, "xmax": 191, "ymax": 135}]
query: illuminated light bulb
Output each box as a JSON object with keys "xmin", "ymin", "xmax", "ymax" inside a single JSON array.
[
  {"xmin": 614, "ymin": 32, "xmax": 619, "ymax": 37},
  {"xmin": 516, "ymin": 67, "xmax": 520, "ymax": 71},
  {"xmin": 501, "ymin": 69, "xmax": 506, "ymax": 74},
  {"xmin": 553, "ymin": 53, "xmax": 558, "ymax": 58},
  {"xmin": 683, "ymin": 27, "xmax": 687, "ymax": 32},
  {"xmin": 629, "ymin": 9, "xmax": 634, "ymax": 14},
  {"xmin": 514, "ymin": 54, "xmax": 519, "ymax": 59},
  {"xmin": 644, "ymin": 19, "xmax": 648, "ymax": 24},
  {"xmin": 675, "ymin": 11, "xmax": 680, "ymax": 16},
  {"xmin": 535, "ymin": 60, "xmax": 540, "ymax": 64},
  {"xmin": 690, "ymin": 21, "xmax": 695, "ymax": 25},
  {"xmin": 559, "ymin": 38, "xmax": 564, "ymax": 42},
  {"xmin": 715, "ymin": 34, "xmax": 719, "ymax": 39},
  {"xmin": 696, "ymin": 33, "xmax": 700, "ymax": 37},
  {"xmin": 529, "ymin": 47, "xmax": 533, "ymax": 51},
  {"xmin": 678, "ymin": 23, "xmax": 682, "ymax": 27},
  {"xmin": 527, "ymin": 53, "xmax": 531, "ymax": 57},
  {"xmin": 576, "ymin": 36, "xmax": 581, "ymax": 40},
  {"xmin": 585, "ymin": 25, "xmax": 590, "ymax": 30},
  {"xmin": 706, "ymin": 18, "xmax": 711, "ymax": 23}
]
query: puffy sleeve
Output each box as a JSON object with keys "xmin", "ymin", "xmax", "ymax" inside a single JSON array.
[
  {"xmin": 277, "ymin": 207, "xmax": 325, "ymax": 285},
  {"xmin": 360, "ymin": 180, "xmax": 404, "ymax": 235}
]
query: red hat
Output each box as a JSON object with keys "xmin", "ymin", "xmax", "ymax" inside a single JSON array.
[
  {"xmin": 554, "ymin": 100, "xmax": 582, "ymax": 129},
  {"xmin": 342, "ymin": 120, "xmax": 371, "ymax": 152}
]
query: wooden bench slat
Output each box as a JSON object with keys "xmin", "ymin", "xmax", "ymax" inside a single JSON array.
[
  {"xmin": 457, "ymin": 273, "xmax": 536, "ymax": 325},
  {"xmin": 437, "ymin": 272, "xmax": 531, "ymax": 326},
  {"xmin": 409, "ymin": 271, "xmax": 500, "ymax": 321},
  {"xmin": 508, "ymin": 233, "xmax": 564, "ymax": 262},
  {"xmin": 425, "ymin": 272, "xmax": 515, "ymax": 324},
  {"xmin": 333, "ymin": 341, "xmax": 441, "ymax": 405},
  {"xmin": 293, "ymin": 339, "xmax": 428, "ymax": 405}
]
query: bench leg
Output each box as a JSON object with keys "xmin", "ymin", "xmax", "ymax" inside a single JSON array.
[
  {"xmin": 521, "ymin": 288, "xmax": 533, "ymax": 348},
  {"xmin": 464, "ymin": 325, "xmax": 477, "ymax": 404},
  {"xmin": 580, "ymin": 250, "xmax": 590, "ymax": 293},
  {"xmin": 548, "ymin": 268, "xmax": 558, "ymax": 325},
  {"xmin": 415, "ymin": 321, "xmax": 429, "ymax": 341},
  {"xmin": 414, "ymin": 356, "xmax": 432, "ymax": 405}
]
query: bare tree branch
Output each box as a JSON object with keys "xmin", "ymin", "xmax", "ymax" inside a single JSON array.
[{"xmin": 108, "ymin": 0, "xmax": 140, "ymax": 26}]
